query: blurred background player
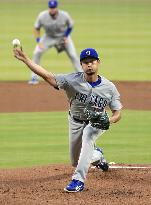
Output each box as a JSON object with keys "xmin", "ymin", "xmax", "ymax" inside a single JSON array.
[{"xmin": 29, "ymin": 0, "xmax": 82, "ymax": 85}]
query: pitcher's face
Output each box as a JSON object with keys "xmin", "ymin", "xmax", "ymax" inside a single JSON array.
[{"xmin": 81, "ymin": 58, "xmax": 100, "ymax": 75}]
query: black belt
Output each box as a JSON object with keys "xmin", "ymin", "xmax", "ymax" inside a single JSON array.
[{"xmin": 69, "ymin": 111, "xmax": 89, "ymax": 125}]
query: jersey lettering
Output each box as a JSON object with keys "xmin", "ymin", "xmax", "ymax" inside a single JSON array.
[
  {"xmin": 75, "ymin": 92, "xmax": 108, "ymax": 109},
  {"xmin": 75, "ymin": 92, "xmax": 87, "ymax": 103},
  {"xmin": 90, "ymin": 94, "xmax": 107, "ymax": 110}
]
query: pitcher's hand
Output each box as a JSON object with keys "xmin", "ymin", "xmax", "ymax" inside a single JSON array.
[{"xmin": 13, "ymin": 48, "xmax": 27, "ymax": 62}]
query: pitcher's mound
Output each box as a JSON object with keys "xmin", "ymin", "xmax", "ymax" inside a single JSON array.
[{"xmin": 0, "ymin": 164, "xmax": 150, "ymax": 205}]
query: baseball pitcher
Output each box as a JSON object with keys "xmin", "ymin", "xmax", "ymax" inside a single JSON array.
[
  {"xmin": 29, "ymin": 0, "xmax": 82, "ymax": 85},
  {"xmin": 13, "ymin": 47, "xmax": 122, "ymax": 193}
]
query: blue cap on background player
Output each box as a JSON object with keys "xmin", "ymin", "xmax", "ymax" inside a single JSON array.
[
  {"xmin": 80, "ymin": 48, "xmax": 99, "ymax": 61},
  {"xmin": 48, "ymin": 0, "xmax": 58, "ymax": 8}
]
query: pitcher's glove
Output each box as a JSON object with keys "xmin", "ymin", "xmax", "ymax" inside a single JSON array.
[
  {"xmin": 84, "ymin": 107, "xmax": 110, "ymax": 130},
  {"xmin": 55, "ymin": 39, "xmax": 65, "ymax": 53}
]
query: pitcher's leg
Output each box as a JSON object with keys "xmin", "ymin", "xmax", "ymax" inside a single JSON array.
[
  {"xmin": 68, "ymin": 115, "xmax": 85, "ymax": 167},
  {"xmin": 72, "ymin": 125, "xmax": 104, "ymax": 182}
]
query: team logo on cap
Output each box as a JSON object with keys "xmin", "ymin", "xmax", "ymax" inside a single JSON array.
[{"xmin": 86, "ymin": 51, "xmax": 91, "ymax": 55}]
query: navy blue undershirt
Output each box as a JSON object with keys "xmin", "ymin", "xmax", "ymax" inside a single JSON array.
[{"xmin": 88, "ymin": 76, "xmax": 102, "ymax": 87}]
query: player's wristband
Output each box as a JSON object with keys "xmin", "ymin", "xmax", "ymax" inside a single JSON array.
[
  {"xmin": 36, "ymin": 37, "xmax": 40, "ymax": 43},
  {"xmin": 64, "ymin": 27, "xmax": 72, "ymax": 37}
]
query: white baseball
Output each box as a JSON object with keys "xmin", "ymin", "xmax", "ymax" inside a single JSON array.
[{"xmin": 12, "ymin": 39, "xmax": 21, "ymax": 47}]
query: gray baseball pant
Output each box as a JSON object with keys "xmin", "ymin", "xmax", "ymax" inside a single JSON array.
[
  {"xmin": 31, "ymin": 35, "xmax": 82, "ymax": 79},
  {"xmin": 68, "ymin": 114, "xmax": 105, "ymax": 183}
]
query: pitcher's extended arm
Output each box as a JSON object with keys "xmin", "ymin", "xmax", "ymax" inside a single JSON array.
[{"xmin": 13, "ymin": 48, "xmax": 57, "ymax": 87}]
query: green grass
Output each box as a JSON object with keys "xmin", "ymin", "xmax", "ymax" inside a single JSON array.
[
  {"xmin": 0, "ymin": 112, "xmax": 69, "ymax": 168},
  {"xmin": 0, "ymin": 0, "xmax": 151, "ymax": 81},
  {"xmin": 0, "ymin": 110, "xmax": 150, "ymax": 168},
  {"xmin": 101, "ymin": 110, "xmax": 151, "ymax": 164}
]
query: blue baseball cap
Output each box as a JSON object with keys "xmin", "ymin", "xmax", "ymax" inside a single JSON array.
[
  {"xmin": 80, "ymin": 48, "xmax": 99, "ymax": 61},
  {"xmin": 48, "ymin": 0, "xmax": 58, "ymax": 8}
]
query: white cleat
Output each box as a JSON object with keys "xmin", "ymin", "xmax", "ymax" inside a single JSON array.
[{"xmin": 28, "ymin": 79, "xmax": 39, "ymax": 85}]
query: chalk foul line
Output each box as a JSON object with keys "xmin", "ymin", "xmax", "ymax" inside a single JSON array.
[
  {"xmin": 109, "ymin": 165, "xmax": 151, "ymax": 169},
  {"xmin": 91, "ymin": 165, "xmax": 151, "ymax": 169}
]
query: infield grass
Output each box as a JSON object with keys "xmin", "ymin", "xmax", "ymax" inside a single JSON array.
[
  {"xmin": 0, "ymin": 110, "xmax": 150, "ymax": 168},
  {"xmin": 0, "ymin": 0, "xmax": 151, "ymax": 81}
]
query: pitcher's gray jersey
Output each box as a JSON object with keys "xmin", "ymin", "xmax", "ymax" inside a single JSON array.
[
  {"xmin": 55, "ymin": 72, "xmax": 122, "ymax": 118},
  {"xmin": 34, "ymin": 10, "xmax": 73, "ymax": 38}
]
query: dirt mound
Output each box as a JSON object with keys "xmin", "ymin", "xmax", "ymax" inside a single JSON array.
[{"xmin": 0, "ymin": 164, "xmax": 150, "ymax": 205}]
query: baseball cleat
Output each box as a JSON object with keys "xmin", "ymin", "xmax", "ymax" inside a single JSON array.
[
  {"xmin": 95, "ymin": 147, "xmax": 103, "ymax": 155},
  {"xmin": 64, "ymin": 179, "xmax": 84, "ymax": 192},
  {"xmin": 28, "ymin": 78, "xmax": 39, "ymax": 85},
  {"xmin": 95, "ymin": 147, "xmax": 109, "ymax": 171},
  {"xmin": 96, "ymin": 161, "xmax": 109, "ymax": 172}
]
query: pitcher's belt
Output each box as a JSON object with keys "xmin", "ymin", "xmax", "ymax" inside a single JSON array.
[{"xmin": 69, "ymin": 111, "xmax": 89, "ymax": 125}]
